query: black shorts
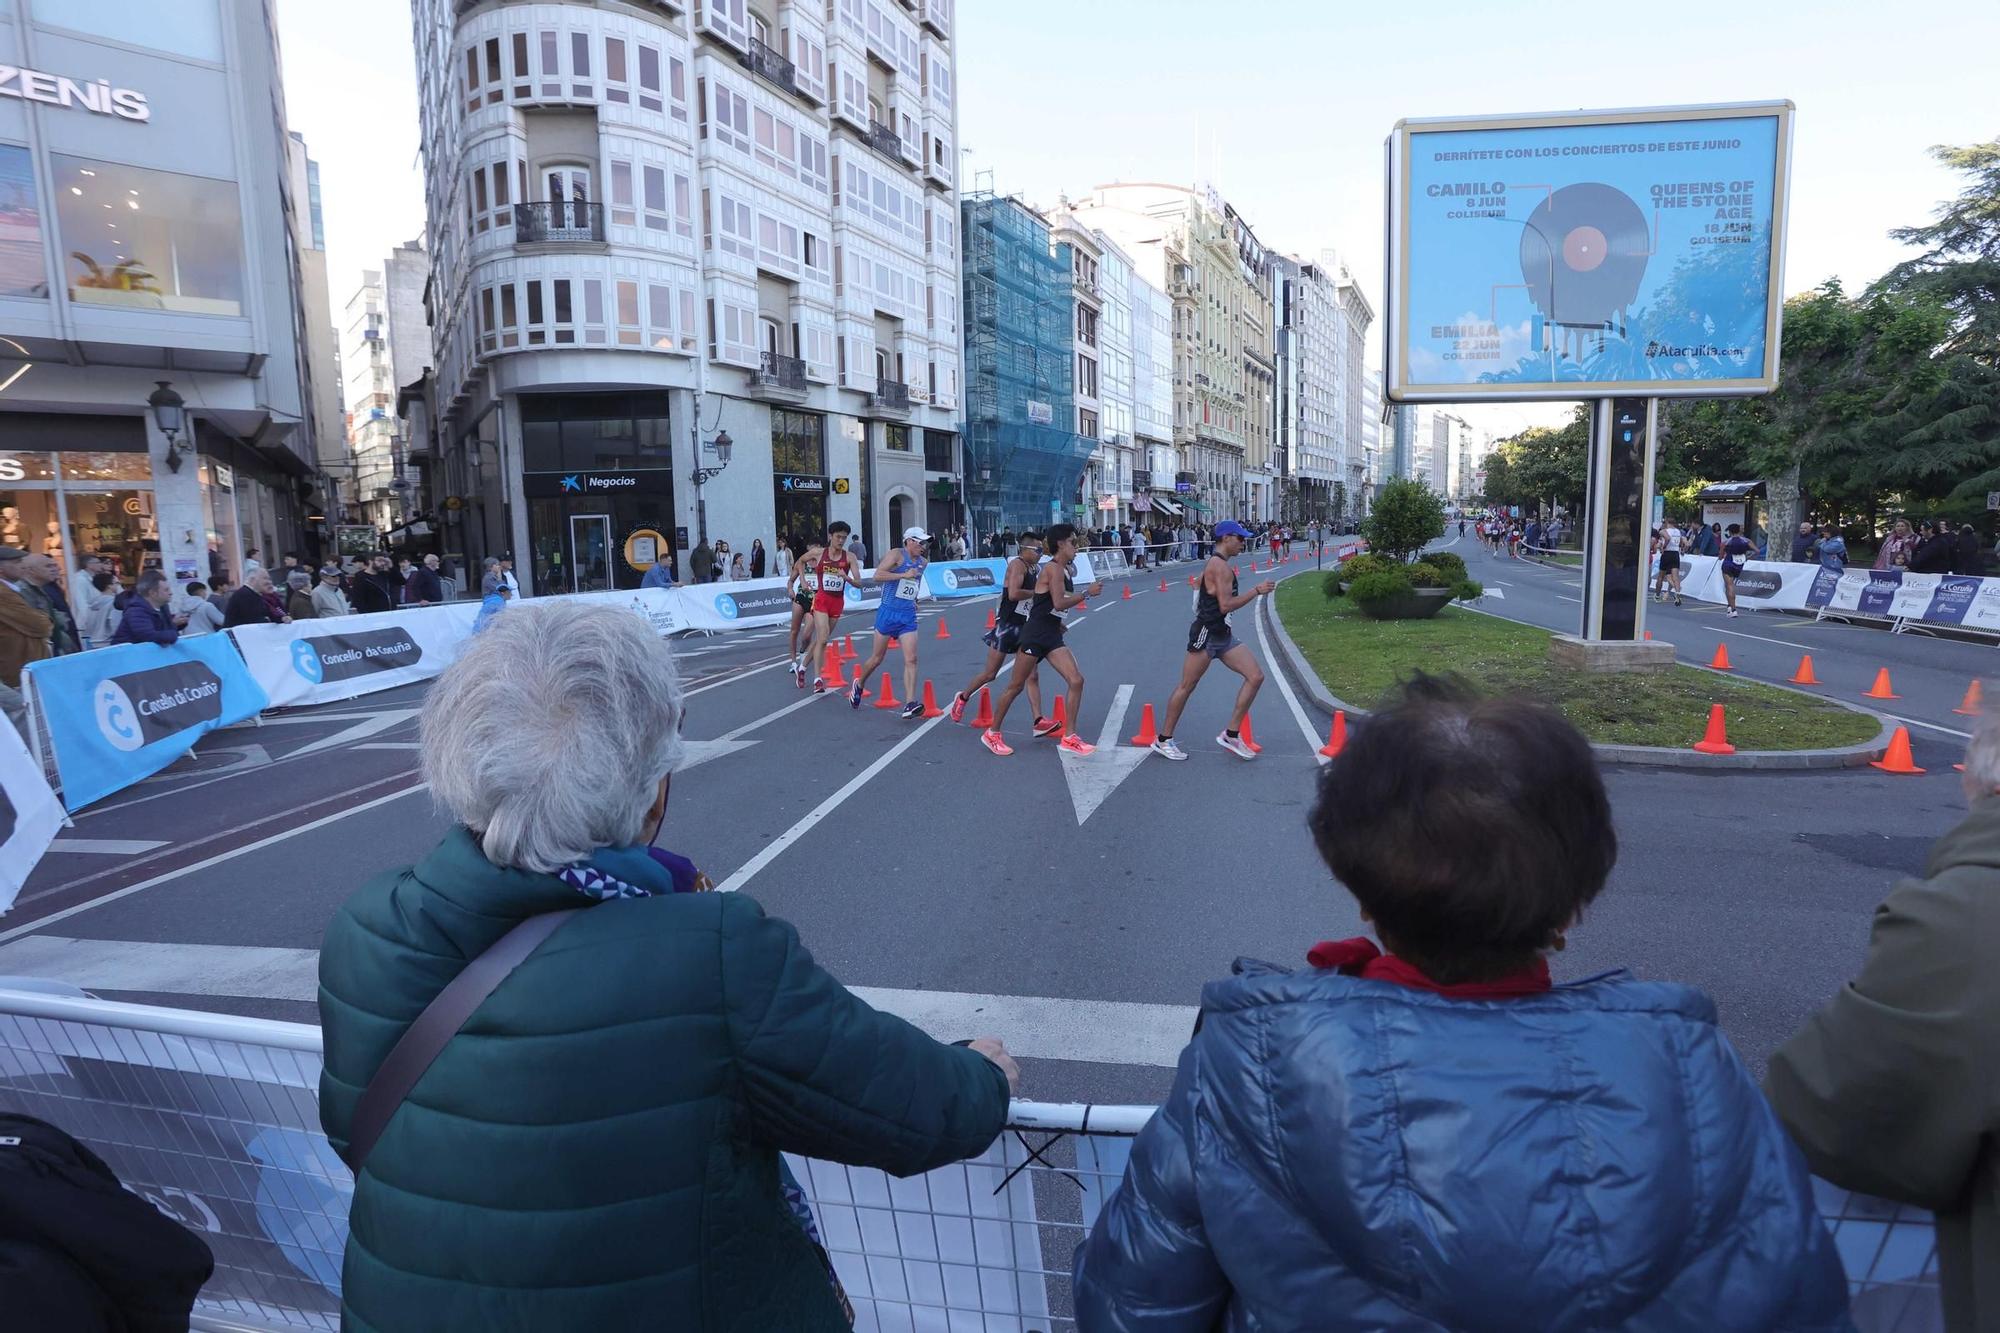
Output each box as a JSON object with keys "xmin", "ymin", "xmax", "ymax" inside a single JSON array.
[
  {"xmin": 793, "ymin": 591, "xmax": 813, "ymax": 610},
  {"xmin": 1020, "ymin": 628, "xmax": 1065, "ymax": 660},
  {"xmin": 1187, "ymin": 620, "xmax": 1236, "ymax": 658},
  {"xmin": 983, "ymin": 623, "xmax": 1024, "ymax": 655},
  {"xmin": 1658, "ymin": 551, "xmax": 1681, "ymax": 572}
]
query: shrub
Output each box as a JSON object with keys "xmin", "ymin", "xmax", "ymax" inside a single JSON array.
[
  {"xmin": 1361, "ymin": 478, "xmax": 1447, "ymax": 563},
  {"xmin": 1425, "ymin": 551, "xmax": 1469, "ymax": 583},
  {"xmin": 1454, "ymin": 579, "xmax": 1485, "ymax": 601},
  {"xmin": 1347, "ymin": 569, "xmax": 1413, "ymax": 605},
  {"xmin": 1322, "ymin": 570, "xmax": 1346, "ymax": 600},
  {"xmin": 1335, "ymin": 552, "xmax": 1398, "ymax": 583},
  {"xmin": 1406, "ymin": 562, "xmax": 1447, "ymax": 589}
]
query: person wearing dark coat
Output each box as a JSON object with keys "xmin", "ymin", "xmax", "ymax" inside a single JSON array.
[
  {"xmin": 402, "ymin": 560, "xmax": 444, "ymax": 605},
  {"xmin": 1909, "ymin": 523, "xmax": 1956, "ymax": 574},
  {"xmin": 107, "ymin": 571, "xmax": 180, "ymax": 646},
  {"xmin": 223, "ymin": 569, "xmax": 288, "ymax": 627},
  {"xmin": 1954, "ymin": 523, "xmax": 1985, "ymax": 576},
  {"xmin": 349, "ymin": 556, "xmax": 399, "ymax": 616},
  {"xmin": 1072, "ymin": 677, "xmax": 1849, "ymax": 1332},
  {"xmin": 318, "ymin": 602, "xmax": 1016, "ymax": 1331}
]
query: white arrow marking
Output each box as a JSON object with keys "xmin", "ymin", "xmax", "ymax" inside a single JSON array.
[
  {"xmin": 284, "ymin": 708, "xmax": 421, "ymax": 758},
  {"xmin": 1483, "ymin": 587, "xmax": 1506, "ymax": 600},
  {"xmin": 1059, "ymin": 683, "xmax": 1149, "ymax": 825},
  {"xmin": 677, "ymin": 737, "xmax": 761, "ymax": 771}
]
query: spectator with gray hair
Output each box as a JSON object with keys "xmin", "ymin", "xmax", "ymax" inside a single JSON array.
[
  {"xmin": 107, "ymin": 570, "xmax": 180, "ymax": 646},
  {"xmin": 1767, "ymin": 696, "xmax": 2000, "ymax": 1329},
  {"xmin": 317, "ymin": 600, "xmax": 1017, "ymax": 1330}
]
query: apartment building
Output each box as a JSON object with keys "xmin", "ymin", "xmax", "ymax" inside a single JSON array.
[
  {"xmin": 1047, "ymin": 210, "xmax": 1104, "ymax": 520},
  {"xmin": 1225, "ymin": 199, "xmax": 1275, "ymax": 523},
  {"xmin": 409, "ymin": 0, "xmax": 962, "ymax": 592},
  {"xmin": 1359, "ymin": 369, "xmax": 1381, "ymax": 517}
]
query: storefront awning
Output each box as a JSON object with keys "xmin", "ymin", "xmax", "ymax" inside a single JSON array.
[
  {"xmin": 1183, "ymin": 499, "xmax": 1212, "ymax": 514},
  {"xmin": 1696, "ymin": 481, "xmax": 1765, "ymax": 502},
  {"xmin": 1150, "ymin": 495, "xmax": 1181, "ymax": 517}
]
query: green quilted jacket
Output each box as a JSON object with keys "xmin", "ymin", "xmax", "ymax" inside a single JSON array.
[{"xmin": 318, "ymin": 827, "xmax": 1010, "ymax": 1331}]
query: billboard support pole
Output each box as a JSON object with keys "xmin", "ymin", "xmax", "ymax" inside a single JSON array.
[{"xmin": 1579, "ymin": 398, "xmax": 1658, "ymax": 642}]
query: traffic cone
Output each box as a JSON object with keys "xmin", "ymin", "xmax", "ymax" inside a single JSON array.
[
  {"xmin": 843, "ymin": 634, "xmax": 857, "ymax": 658},
  {"xmin": 1643, "ymin": 631, "xmax": 1653, "ymax": 641},
  {"xmin": 935, "ymin": 618, "xmax": 951, "ymax": 640},
  {"xmin": 1790, "ymin": 655, "xmax": 1821, "ymax": 686},
  {"xmin": 1240, "ymin": 713, "xmax": 1263, "ymax": 753},
  {"xmin": 847, "ymin": 662, "xmax": 872, "ymax": 696},
  {"xmin": 1870, "ymin": 727, "xmax": 1925, "ymax": 774},
  {"xmin": 1863, "ymin": 668, "xmax": 1899, "ymax": 701},
  {"xmin": 971, "ymin": 687, "xmax": 995, "ymax": 729},
  {"xmin": 985, "ymin": 607, "xmax": 997, "ymax": 631},
  {"xmin": 820, "ymin": 655, "xmax": 843, "ymax": 688},
  {"xmin": 1692, "ymin": 704, "xmax": 1736, "ymax": 755},
  {"xmin": 872, "ymin": 672, "xmax": 900, "ymax": 709},
  {"xmin": 1158, "ymin": 579, "xmax": 1168, "ymax": 592},
  {"xmin": 1954, "ymin": 679, "xmax": 1984, "ymax": 716},
  {"xmin": 919, "ymin": 680, "xmax": 944, "ymax": 718},
  {"xmin": 1188, "ymin": 575, "xmax": 1199, "ymax": 588},
  {"xmin": 1708, "ymin": 644, "xmax": 1733, "ymax": 671},
  {"xmin": 1122, "ymin": 584, "xmax": 1133, "ymax": 600},
  {"xmin": 1052, "ymin": 695, "xmax": 1066, "ymax": 729},
  {"xmin": 1317, "ymin": 711, "xmax": 1349, "ymax": 758},
  {"xmin": 1129, "ymin": 702, "xmax": 1159, "ymax": 747}
]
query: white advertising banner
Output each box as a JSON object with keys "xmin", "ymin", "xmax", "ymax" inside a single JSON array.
[
  {"xmin": 228, "ymin": 604, "xmax": 483, "ymax": 709},
  {"xmin": 0, "ymin": 719, "xmax": 65, "ymax": 911},
  {"xmin": 1670, "ymin": 555, "xmax": 2000, "ymax": 633}
]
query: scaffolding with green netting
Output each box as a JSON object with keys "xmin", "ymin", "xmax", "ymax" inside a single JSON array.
[{"xmin": 961, "ymin": 192, "xmax": 1092, "ymax": 538}]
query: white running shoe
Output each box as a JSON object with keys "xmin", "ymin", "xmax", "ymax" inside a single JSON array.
[
  {"xmin": 1151, "ymin": 738, "xmax": 1188, "ymax": 761},
  {"xmin": 1727, "ymin": 608, "xmax": 1739, "ymax": 617},
  {"xmin": 1217, "ymin": 732, "xmax": 1258, "ymax": 761}
]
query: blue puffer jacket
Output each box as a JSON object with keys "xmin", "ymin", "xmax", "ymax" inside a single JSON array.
[{"xmin": 1073, "ymin": 961, "xmax": 1854, "ymax": 1332}]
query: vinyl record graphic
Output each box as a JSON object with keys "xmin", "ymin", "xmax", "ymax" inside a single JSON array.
[{"xmin": 1518, "ymin": 183, "xmax": 1650, "ymax": 352}]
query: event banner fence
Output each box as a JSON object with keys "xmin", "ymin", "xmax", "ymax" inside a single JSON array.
[
  {"xmin": 0, "ymin": 718, "xmax": 64, "ymax": 911},
  {"xmin": 1671, "ymin": 555, "xmax": 2000, "ymax": 631},
  {"xmin": 24, "ymin": 635, "xmax": 271, "ymax": 811}
]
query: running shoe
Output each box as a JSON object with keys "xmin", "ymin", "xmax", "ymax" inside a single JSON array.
[
  {"xmin": 949, "ymin": 691, "xmax": 969, "ymax": 723},
  {"xmin": 1727, "ymin": 608, "xmax": 1739, "ymax": 618},
  {"xmin": 1058, "ymin": 733, "xmax": 1096, "ymax": 756},
  {"xmin": 812, "ymin": 679, "xmax": 827, "ymax": 695},
  {"xmin": 1674, "ymin": 596, "xmax": 1683, "ymax": 607},
  {"xmin": 1151, "ymin": 738, "xmax": 1188, "ymax": 761},
  {"xmin": 1032, "ymin": 716, "xmax": 1062, "ymax": 739},
  {"xmin": 849, "ymin": 680, "xmax": 865, "ymax": 709},
  {"xmin": 981, "ymin": 729, "xmax": 1013, "ymax": 756},
  {"xmin": 901, "ymin": 700, "xmax": 923, "ymax": 720},
  {"xmin": 1217, "ymin": 732, "xmax": 1258, "ymax": 761}
]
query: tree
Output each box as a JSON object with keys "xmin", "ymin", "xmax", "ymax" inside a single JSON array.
[
  {"xmin": 1361, "ymin": 477, "xmax": 1446, "ymax": 562},
  {"xmin": 1877, "ymin": 140, "xmax": 2000, "ymax": 362}
]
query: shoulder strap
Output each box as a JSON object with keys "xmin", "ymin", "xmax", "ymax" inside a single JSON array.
[{"xmin": 342, "ymin": 908, "xmax": 583, "ymax": 1173}]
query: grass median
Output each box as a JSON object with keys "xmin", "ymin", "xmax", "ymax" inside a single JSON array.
[{"xmin": 1274, "ymin": 578, "xmax": 1881, "ymax": 751}]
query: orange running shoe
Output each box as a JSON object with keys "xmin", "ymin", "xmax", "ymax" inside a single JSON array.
[
  {"xmin": 981, "ymin": 729, "xmax": 1013, "ymax": 756},
  {"xmin": 1058, "ymin": 733, "xmax": 1095, "ymax": 755}
]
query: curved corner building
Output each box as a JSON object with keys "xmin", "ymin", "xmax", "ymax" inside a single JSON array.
[{"xmin": 411, "ymin": 0, "xmax": 962, "ymax": 592}]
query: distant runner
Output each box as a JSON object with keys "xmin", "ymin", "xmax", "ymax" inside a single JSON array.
[
  {"xmin": 950, "ymin": 532, "xmax": 1051, "ymax": 735},
  {"xmin": 1653, "ymin": 520, "xmax": 1686, "ymax": 607},
  {"xmin": 1720, "ymin": 522, "xmax": 1753, "ymax": 618},
  {"xmin": 787, "ymin": 539, "xmax": 822, "ymax": 685},
  {"xmin": 1152, "ymin": 520, "xmax": 1276, "ymax": 762},
  {"xmin": 848, "ymin": 527, "xmax": 931, "ymax": 719},
  {"xmin": 804, "ymin": 522, "xmax": 857, "ymax": 694},
  {"xmin": 981, "ymin": 523, "xmax": 1100, "ymax": 757}
]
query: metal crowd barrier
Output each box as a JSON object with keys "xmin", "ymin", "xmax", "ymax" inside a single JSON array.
[{"xmin": 0, "ymin": 987, "xmax": 1941, "ymax": 1331}]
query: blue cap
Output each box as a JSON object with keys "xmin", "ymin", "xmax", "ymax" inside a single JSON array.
[{"xmin": 1213, "ymin": 521, "xmax": 1252, "ymax": 540}]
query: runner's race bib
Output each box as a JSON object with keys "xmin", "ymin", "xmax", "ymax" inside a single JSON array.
[
  {"xmin": 821, "ymin": 571, "xmax": 845, "ymax": 593},
  {"xmin": 896, "ymin": 577, "xmax": 920, "ymax": 602}
]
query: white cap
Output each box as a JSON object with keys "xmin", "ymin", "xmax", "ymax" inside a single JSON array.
[{"xmin": 903, "ymin": 526, "xmax": 931, "ymax": 543}]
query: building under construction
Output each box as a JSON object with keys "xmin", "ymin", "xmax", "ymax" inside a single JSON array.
[{"xmin": 961, "ymin": 192, "xmax": 1091, "ymax": 537}]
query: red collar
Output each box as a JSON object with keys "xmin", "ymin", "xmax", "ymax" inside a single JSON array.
[{"xmin": 1306, "ymin": 937, "xmax": 1551, "ymax": 999}]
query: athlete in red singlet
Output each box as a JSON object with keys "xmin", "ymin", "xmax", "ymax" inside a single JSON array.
[{"xmin": 805, "ymin": 521, "xmax": 856, "ymax": 693}]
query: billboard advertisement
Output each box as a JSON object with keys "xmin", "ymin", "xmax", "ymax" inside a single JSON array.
[{"xmin": 1387, "ymin": 101, "xmax": 1793, "ymax": 402}]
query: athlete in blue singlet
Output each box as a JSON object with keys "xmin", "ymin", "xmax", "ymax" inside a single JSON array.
[{"xmin": 848, "ymin": 526, "xmax": 932, "ymax": 720}]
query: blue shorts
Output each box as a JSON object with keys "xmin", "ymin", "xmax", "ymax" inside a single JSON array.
[{"xmin": 875, "ymin": 608, "xmax": 918, "ymax": 641}]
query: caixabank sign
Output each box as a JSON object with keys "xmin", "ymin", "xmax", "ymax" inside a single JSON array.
[{"xmin": 25, "ymin": 637, "xmax": 268, "ymax": 810}]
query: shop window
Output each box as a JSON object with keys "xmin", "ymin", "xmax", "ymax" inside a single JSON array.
[
  {"xmin": 60, "ymin": 451, "xmax": 152, "ymax": 481},
  {"xmin": 54, "ymin": 156, "xmax": 245, "ymax": 317},
  {"xmin": 771, "ymin": 409, "xmax": 825, "ymax": 474},
  {"xmin": 0, "ymin": 146, "xmax": 47, "ymax": 299},
  {"xmin": 885, "ymin": 424, "xmax": 911, "ymax": 452}
]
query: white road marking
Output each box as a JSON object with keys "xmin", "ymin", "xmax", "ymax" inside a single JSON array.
[
  {"xmin": 1059, "ymin": 683, "xmax": 1148, "ymax": 825},
  {"xmin": 0, "ymin": 783, "xmax": 431, "ymax": 945},
  {"xmin": 713, "ymin": 714, "xmax": 947, "ymax": 894},
  {"xmin": 285, "ymin": 708, "xmax": 421, "ymax": 758},
  {"xmin": 1255, "ymin": 593, "xmax": 1331, "ymax": 765},
  {"xmin": 1483, "ymin": 587, "xmax": 1506, "ymax": 600},
  {"xmin": 45, "ymin": 839, "xmax": 169, "ymax": 856},
  {"xmin": 1557, "ymin": 594, "xmax": 1581, "ymax": 603},
  {"xmin": 684, "ymin": 656, "xmax": 793, "ymax": 696},
  {"xmin": 1882, "ymin": 714, "xmax": 1972, "ymax": 740},
  {"xmin": 353, "ymin": 742, "xmax": 421, "ymax": 750},
  {"xmin": 1715, "ymin": 624, "xmax": 1837, "ymax": 650},
  {"xmin": 0, "ymin": 935, "xmax": 1200, "ymax": 1066}
]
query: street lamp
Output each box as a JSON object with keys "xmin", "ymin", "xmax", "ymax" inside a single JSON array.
[
  {"xmin": 691, "ymin": 427, "xmax": 733, "ymax": 546},
  {"xmin": 149, "ymin": 380, "xmax": 192, "ymax": 472}
]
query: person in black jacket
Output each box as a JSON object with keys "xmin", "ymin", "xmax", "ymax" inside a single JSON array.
[
  {"xmin": 107, "ymin": 571, "xmax": 180, "ymax": 645},
  {"xmin": 223, "ymin": 568, "xmax": 289, "ymax": 627},
  {"xmin": 349, "ymin": 555, "xmax": 399, "ymax": 616},
  {"xmin": 403, "ymin": 556, "xmax": 444, "ymax": 605},
  {"xmin": 1909, "ymin": 521, "xmax": 1956, "ymax": 574},
  {"xmin": 1954, "ymin": 523, "xmax": 1985, "ymax": 576}
]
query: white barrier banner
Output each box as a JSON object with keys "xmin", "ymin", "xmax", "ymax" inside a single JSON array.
[
  {"xmin": 0, "ymin": 718, "xmax": 64, "ymax": 911},
  {"xmin": 228, "ymin": 603, "xmax": 484, "ymax": 709},
  {"xmin": 674, "ymin": 579, "xmax": 795, "ymax": 630}
]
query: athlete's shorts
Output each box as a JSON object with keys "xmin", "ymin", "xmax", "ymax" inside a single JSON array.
[
  {"xmin": 983, "ymin": 623, "xmax": 1024, "ymax": 655},
  {"xmin": 1020, "ymin": 629, "xmax": 1065, "ymax": 660},
  {"xmin": 811, "ymin": 594, "xmax": 845, "ymax": 618},
  {"xmin": 1187, "ymin": 621, "xmax": 1237, "ymax": 658},
  {"xmin": 1658, "ymin": 551, "xmax": 1682, "ymax": 573},
  {"xmin": 875, "ymin": 608, "xmax": 918, "ymax": 642},
  {"xmin": 792, "ymin": 591, "xmax": 813, "ymax": 611}
]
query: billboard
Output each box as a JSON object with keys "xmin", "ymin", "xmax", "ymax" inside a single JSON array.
[{"xmin": 1386, "ymin": 101, "xmax": 1793, "ymax": 402}]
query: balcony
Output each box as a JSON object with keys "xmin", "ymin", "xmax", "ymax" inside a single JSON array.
[
  {"xmin": 864, "ymin": 120, "xmax": 903, "ymax": 160},
  {"xmin": 919, "ymin": 0, "xmax": 950, "ymax": 36},
  {"xmin": 868, "ymin": 380, "xmax": 912, "ymax": 414},
  {"xmin": 513, "ymin": 201, "xmax": 606, "ymax": 245},
  {"xmin": 747, "ymin": 351, "xmax": 811, "ymax": 400},
  {"xmin": 737, "ymin": 36, "xmax": 799, "ymax": 97}
]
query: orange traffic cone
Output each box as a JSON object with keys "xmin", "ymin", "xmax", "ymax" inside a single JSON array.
[
  {"xmin": 1130, "ymin": 702, "xmax": 1159, "ymax": 747},
  {"xmin": 1790, "ymin": 655, "xmax": 1821, "ymax": 686},
  {"xmin": 1122, "ymin": 584, "xmax": 1133, "ymax": 600},
  {"xmin": 985, "ymin": 607, "xmax": 997, "ymax": 631},
  {"xmin": 1051, "ymin": 695, "xmax": 1067, "ymax": 729},
  {"xmin": 872, "ymin": 672, "xmax": 900, "ymax": 709},
  {"xmin": 1158, "ymin": 579, "xmax": 1168, "ymax": 592},
  {"xmin": 971, "ymin": 687, "xmax": 995, "ymax": 729},
  {"xmin": 820, "ymin": 655, "xmax": 843, "ymax": 687},
  {"xmin": 1317, "ymin": 711, "xmax": 1349, "ymax": 758},
  {"xmin": 935, "ymin": 618, "xmax": 951, "ymax": 640},
  {"xmin": 1871, "ymin": 727, "xmax": 1925, "ymax": 774},
  {"xmin": 1708, "ymin": 644, "xmax": 1733, "ymax": 671},
  {"xmin": 843, "ymin": 634, "xmax": 857, "ymax": 658},
  {"xmin": 1240, "ymin": 713, "xmax": 1263, "ymax": 753},
  {"xmin": 1954, "ymin": 679, "xmax": 1984, "ymax": 716},
  {"xmin": 1644, "ymin": 631, "xmax": 1653, "ymax": 640},
  {"xmin": 919, "ymin": 680, "xmax": 944, "ymax": 718},
  {"xmin": 1692, "ymin": 704, "xmax": 1736, "ymax": 755},
  {"xmin": 1188, "ymin": 575, "xmax": 1199, "ymax": 588},
  {"xmin": 1863, "ymin": 668, "xmax": 1899, "ymax": 701}
]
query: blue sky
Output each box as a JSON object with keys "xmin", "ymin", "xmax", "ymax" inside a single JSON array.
[{"xmin": 280, "ymin": 0, "xmax": 1997, "ymax": 436}]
